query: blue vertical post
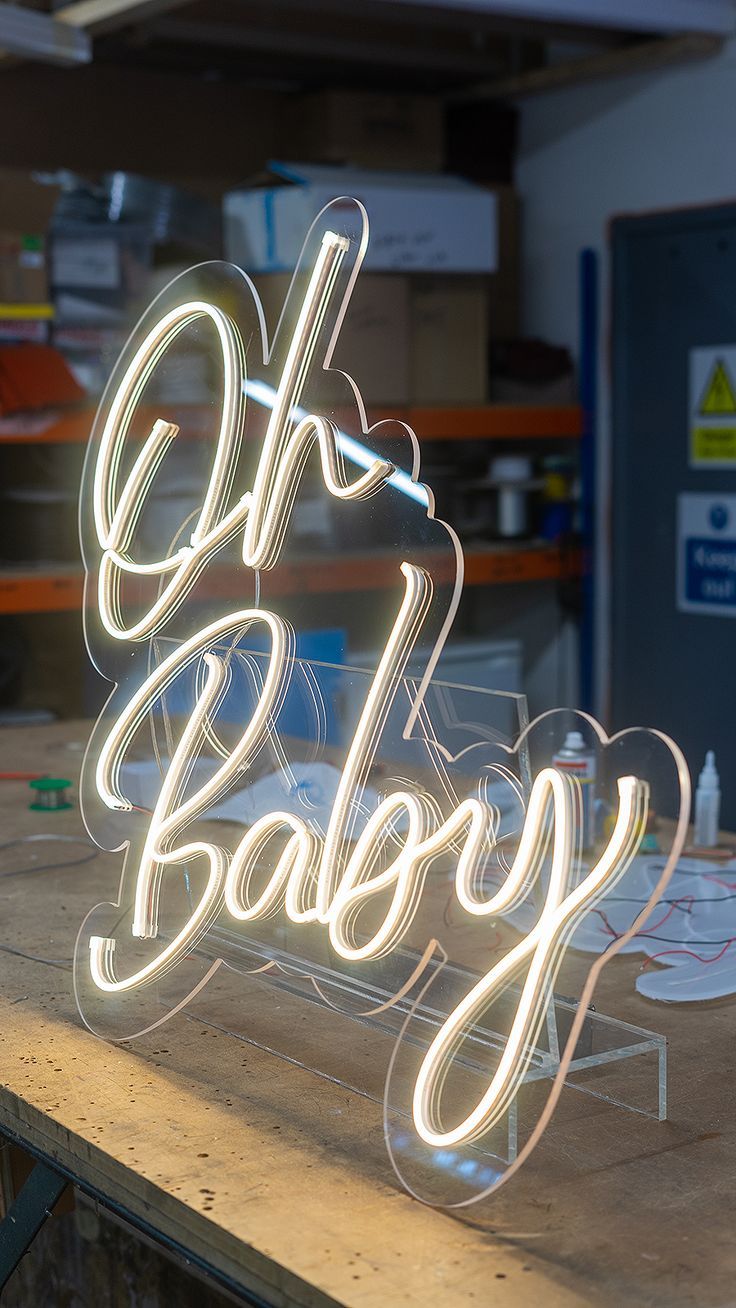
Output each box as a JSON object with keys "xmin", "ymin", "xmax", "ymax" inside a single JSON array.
[{"xmin": 579, "ymin": 247, "xmax": 598, "ymax": 715}]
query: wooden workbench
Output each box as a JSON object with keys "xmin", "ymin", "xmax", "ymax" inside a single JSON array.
[{"xmin": 0, "ymin": 719, "xmax": 734, "ymax": 1307}]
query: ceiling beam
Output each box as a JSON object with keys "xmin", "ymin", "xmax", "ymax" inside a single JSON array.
[
  {"xmin": 360, "ymin": 0, "xmax": 736, "ymax": 37},
  {"xmin": 54, "ymin": 0, "xmax": 196, "ymax": 39},
  {"xmin": 222, "ymin": 0, "xmax": 621, "ymax": 45},
  {"xmin": 457, "ymin": 30, "xmax": 724, "ymax": 98},
  {"xmin": 149, "ymin": 16, "xmax": 510, "ymax": 77}
]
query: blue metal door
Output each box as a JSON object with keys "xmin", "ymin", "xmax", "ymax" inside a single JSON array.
[{"xmin": 611, "ymin": 205, "xmax": 736, "ymax": 827}]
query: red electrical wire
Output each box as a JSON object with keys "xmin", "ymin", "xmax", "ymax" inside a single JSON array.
[
  {"xmin": 641, "ymin": 939, "xmax": 736, "ymax": 971},
  {"xmin": 640, "ymin": 895, "xmax": 694, "ymax": 932},
  {"xmin": 594, "ymin": 894, "xmax": 694, "ymax": 941},
  {"xmin": 704, "ymin": 874, "xmax": 736, "ymax": 891}
]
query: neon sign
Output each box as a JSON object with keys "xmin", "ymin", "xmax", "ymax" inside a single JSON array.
[{"xmin": 77, "ymin": 198, "xmax": 690, "ymax": 1202}]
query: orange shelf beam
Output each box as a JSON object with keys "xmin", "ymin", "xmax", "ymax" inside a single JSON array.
[
  {"xmin": 398, "ymin": 404, "xmax": 582, "ymax": 440},
  {"xmin": 464, "ymin": 544, "xmax": 583, "ymax": 585},
  {"xmin": 0, "ymin": 403, "xmax": 583, "ymax": 446},
  {"xmin": 0, "ymin": 546, "xmax": 583, "ymax": 615},
  {"xmin": 0, "ymin": 569, "xmax": 84, "ymax": 614},
  {"xmin": 0, "ymin": 405, "xmax": 215, "ymax": 446}
]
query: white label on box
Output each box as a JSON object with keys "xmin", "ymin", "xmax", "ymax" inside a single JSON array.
[
  {"xmin": 52, "ymin": 238, "xmax": 120, "ymax": 290},
  {"xmin": 677, "ymin": 492, "xmax": 736, "ymax": 616}
]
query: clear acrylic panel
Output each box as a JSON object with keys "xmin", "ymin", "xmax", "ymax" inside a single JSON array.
[{"xmin": 76, "ymin": 196, "xmax": 691, "ymax": 1207}]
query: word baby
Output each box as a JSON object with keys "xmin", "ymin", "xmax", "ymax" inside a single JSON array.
[{"xmin": 85, "ymin": 216, "xmax": 649, "ymax": 1150}]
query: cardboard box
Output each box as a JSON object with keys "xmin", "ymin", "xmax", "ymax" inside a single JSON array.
[
  {"xmin": 225, "ymin": 163, "xmax": 497, "ymax": 274},
  {"xmin": 0, "ymin": 170, "xmax": 60, "ymax": 304},
  {"xmin": 0, "ymin": 233, "xmax": 47, "ymax": 303},
  {"xmin": 248, "ymin": 183, "xmax": 519, "ymax": 406},
  {"xmin": 488, "ymin": 185, "xmax": 520, "ymax": 341},
  {"xmin": 50, "ymin": 220, "xmax": 151, "ymax": 323},
  {"xmin": 405, "ymin": 189, "xmax": 520, "ymax": 400},
  {"xmin": 410, "ymin": 278, "xmax": 489, "ymax": 405},
  {"xmin": 253, "ymin": 271, "xmax": 410, "ymax": 405},
  {"xmin": 251, "ymin": 269, "xmax": 514, "ymax": 406},
  {"xmin": 279, "ymin": 91, "xmax": 443, "ymax": 172}
]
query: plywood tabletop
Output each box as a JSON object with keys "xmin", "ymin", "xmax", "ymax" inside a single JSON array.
[{"xmin": 0, "ymin": 719, "xmax": 734, "ymax": 1308}]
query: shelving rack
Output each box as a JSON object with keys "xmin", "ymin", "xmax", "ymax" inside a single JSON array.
[
  {"xmin": 0, "ymin": 402, "xmax": 583, "ymax": 616},
  {"xmin": 0, "ymin": 544, "xmax": 582, "ymax": 616},
  {"xmin": 0, "ymin": 402, "xmax": 582, "ymax": 444}
]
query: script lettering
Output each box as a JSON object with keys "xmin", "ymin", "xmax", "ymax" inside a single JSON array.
[{"xmin": 82, "ymin": 217, "xmax": 655, "ymax": 1155}]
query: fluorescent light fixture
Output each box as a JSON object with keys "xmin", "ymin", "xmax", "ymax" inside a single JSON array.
[
  {"xmin": 244, "ymin": 378, "xmax": 429, "ymax": 508},
  {"xmin": 0, "ymin": 1, "xmax": 90, "ymax": 63}
]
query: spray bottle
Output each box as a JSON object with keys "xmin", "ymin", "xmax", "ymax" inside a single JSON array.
[
  {"xmin": 553, "ymin": 730, "xmax": 597, "ymax": 850},
  {"xmin": 694, "ymin": 750, "xmax": 721, "ymax": 848}
]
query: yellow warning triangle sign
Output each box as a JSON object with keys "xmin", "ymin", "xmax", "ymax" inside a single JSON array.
[{"xmin": 699, "ymin": 358, "xmax": 736, "ymax": 415}]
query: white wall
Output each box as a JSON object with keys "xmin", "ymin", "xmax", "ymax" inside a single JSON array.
[{"xmin": 516, "ymin": 38, "xmax": 736, "ymax": 714}]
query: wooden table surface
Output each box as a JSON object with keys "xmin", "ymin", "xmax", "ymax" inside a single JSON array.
[{"xmin": 0, "ymin": 719, "xmax": 734, "ymax": 1308}]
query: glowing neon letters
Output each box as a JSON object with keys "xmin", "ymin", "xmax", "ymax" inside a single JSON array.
[{"xmin": 80, "ymin": 209, "xmax": 679, "ymax": 1162}]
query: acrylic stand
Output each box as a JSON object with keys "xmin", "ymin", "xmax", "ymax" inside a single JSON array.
[{"xmin": 195, "ymin": 926, "xmax": 667, "ymax": 1169}]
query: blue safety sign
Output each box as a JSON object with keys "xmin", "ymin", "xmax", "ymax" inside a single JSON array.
[{"xmin": 678, "ymin": 493, "xmax": 736, "ymax": 617}]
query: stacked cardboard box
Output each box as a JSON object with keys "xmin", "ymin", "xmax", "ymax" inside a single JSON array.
[
  {"xmin": 0, "ymin": 170, "xmax": 60, "ymax": 307},
  {"xmin": 278, "ymin": 91, "xmax": 444, "ymax": 173},
  {"xmin": 410, "ymin": 187, "xmax": 518, "ymax": 404},
  {"xmin": 227, "ymin": 159, "xmax": 519, "ymax": 407},
  {"xmin": 0, "ymin": 170, "xmax": 60, "ymax": 349},
  {"xmin": 254, "ymin": 267, "xmax": 513, "ymax": 407}
]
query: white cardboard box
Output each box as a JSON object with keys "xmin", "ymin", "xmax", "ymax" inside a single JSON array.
[{"xmin": 224, "ymin": 162, "xmax": 497, "ymax": 274}]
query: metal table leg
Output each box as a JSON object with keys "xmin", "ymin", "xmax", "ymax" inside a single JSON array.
[{"xmin": 0, "ymin": 1159, "xmax": 67, "ymax": 1293}]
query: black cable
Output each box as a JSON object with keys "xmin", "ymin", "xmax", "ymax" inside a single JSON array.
[
  {"xmin": 0, "ymin": 836, "xmax": 98, "ymax": 879},
  {"xmin": 623, "ymin": 931, "xmax": 736, "ymax": 947},
  {"xmin": 0, "ymin": 943, "xmax": 71, "ymax": 970},
  {"xmin": 608, "ymin": 892, "xmax": 736, "ymax": 908}
]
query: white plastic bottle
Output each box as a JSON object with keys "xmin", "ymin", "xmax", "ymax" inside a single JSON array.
[
  {"xmin": 694, "ymin": 750, "xmax": 721, "ymax": 848},
  {"xmin": 553, "ymin": 730, "xmax": 596, "ymax": 849}
]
